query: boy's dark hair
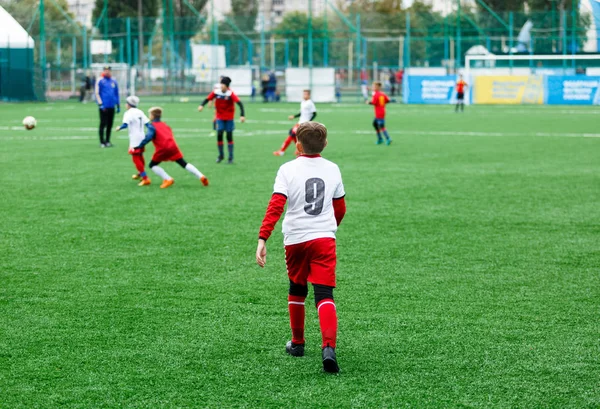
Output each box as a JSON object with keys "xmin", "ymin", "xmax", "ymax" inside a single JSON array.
[
  {"xmin": 296, "ymin": 122, "xmax": 327, "ymax": 154},
  {"xmin": 221, "ymin": 76, "xmax": 232, "ymax": 87}
]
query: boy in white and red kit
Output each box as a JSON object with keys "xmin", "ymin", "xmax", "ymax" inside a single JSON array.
[{"xmin": 256, "ymin": 122, "xmax": 347, "ymax": 373}]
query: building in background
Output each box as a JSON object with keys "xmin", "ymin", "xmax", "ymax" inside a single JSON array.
[
  {"xmin": 259, "ymin": 0, "xmax": 327, "ymax": 30},
  {"xmin": 65, "ymin": 0, "xmax": 95, "ymax": 27}
]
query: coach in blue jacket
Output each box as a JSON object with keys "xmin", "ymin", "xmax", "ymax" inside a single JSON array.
[{"xmin": 95, "ymin": 66, "xmax": 120, "ymax": 147}]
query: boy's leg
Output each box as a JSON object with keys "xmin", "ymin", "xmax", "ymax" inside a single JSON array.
[
  {"xmin": 373, "ymin": 119, "xmax": 383, "ymax": 144},
  {"xmin": 149, "ymin": 160, "xmax": 171, "ymax": 180},
  {"xmin": 275, "ymin": 128, "xmax": 295, "ymax": 156},
  {"xmin": 307, "ymin": 238, "xmax": 340, "ymax": 373},
  {"xmin": 217, "ymin": 129, "xmax": 225, "ymax": 162},
  {"xmin": 175, "ymin": 158, "xmax": 209, "ymax": 186},
  {"xmin": 226, "ymin": 129, "xmax": 234, "ymax": 163},
  {"xmin": 132, "ymin": 153, "xmax": 149, "ymax": 180},
  {"xmin": 380, "ymin": 121, "xmax": 392, "ymax": 144},
  {"xmin": 288, "ymin": 280, "xmax": 308, "ymax": 347},
  {"xmin": 285, "ymin": 242, "xmax": 310, "ymax": 356},
  {"xmin": 314, "ymin": 285, "xmax": 337, "ymax": 350}
]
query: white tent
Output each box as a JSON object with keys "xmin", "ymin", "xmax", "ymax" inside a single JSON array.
[{"xmin": 0, "ymin": 6, "xmax": 35, "ymax": 48}]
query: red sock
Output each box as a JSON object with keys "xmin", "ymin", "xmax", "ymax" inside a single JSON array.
[
  {"xmin": 281, "ymin": 136, "xmax": 295, "ymax": 152},
  {"xmin": 288, "ymin": 295, "xmax": 306, "ymax": 345},
  {"xmin": 132, "ymin": 155, "xmax": 147, "ymax": 179},
  {"xmin": 317, "ymin": 299, "xmax": 337, "ymax": 348}
]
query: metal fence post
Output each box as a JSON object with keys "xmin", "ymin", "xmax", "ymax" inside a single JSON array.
[
  {"xmin": 509, "ymin": 12, "xmax": 514, "ymax": 70},
  {"xmin": 405, "ymin": 12, "xmax": 411, "ymax": 68}
]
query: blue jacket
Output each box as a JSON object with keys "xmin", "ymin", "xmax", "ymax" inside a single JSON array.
[{"xmin": 96, "ymin": 76, "xmax": 120, "ymax": 109}]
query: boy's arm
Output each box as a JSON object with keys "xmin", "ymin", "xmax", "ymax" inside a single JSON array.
[
  {"xmin": 236, "ymin": 100, "xmax": 246, "ymax": 118},
  {"xmin": 198, "ymin": 92, "xmax": 215, "ymax": 111},
  {"xmin": 333, "ymin": 176, "xmax": 346, "ymax": 226},
  {"xmin": 232, "ymin": 93, "xmax": 245, "ymax": 120},
  {"xmin": 333, "ymin": 196, "xmax": 346, "ymax": 226},
  {"xmin": 116, "ymin": 112, "xmax": 128, "ymax": 131},
  {"xmin": 258, "ymin": 193, "xmax": 287, "ymax": 242},
  {"xmin": 256, "ymin": 170, "xmax": 288, "ymax": 267},
  {"xmin": 134, "ymin": 123, "xmax": 155, "ymax": 149},
  {"xmin": 310, "ymin": 112, "xmax": 317, "ymax": 121},
  {"xmin": 256, "ymin": 193, "xmax": 287, "ymax": 268}
]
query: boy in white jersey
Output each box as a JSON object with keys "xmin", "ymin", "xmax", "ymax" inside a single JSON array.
[
  {"xmin": 273, "ymin": 89, "xmax": 317, "ymax": 157},
  {"xmin": 257, "ymin": 122, "xmax": 346, "ymax": 373},
  {"xmin": 115, "ymin": 96, "xmax": 151, "ymax": 186}
]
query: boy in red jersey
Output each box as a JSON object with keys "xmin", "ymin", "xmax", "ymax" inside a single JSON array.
[
  {"xmin": 134, "ymin": 107, "xmax": 209, "ymax": 189},
  {"xmin": 367, "ymin": 82, "xmax": 392, "ymax": 145},
  {"xmin": 455, "ymin": 74, "xmax": 468, "ymax": 113},
  {"xmin": 256, "ymin": 122, "xmax": 347, "ymax": 374},
  {"xmin": 198, "ymin": 76, "xmax": 246, "ymax": 164}
]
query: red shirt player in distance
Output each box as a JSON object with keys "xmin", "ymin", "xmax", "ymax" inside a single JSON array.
[
  {"xmin": 367, "ymin": 82, "xmax": 392, "ymax": 145},
  {"xmin": 198, "ymin": 76, "xmax": 245, "ymax": 163}
]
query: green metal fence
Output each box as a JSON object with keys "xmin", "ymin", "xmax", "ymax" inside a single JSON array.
[{"xmin": 0, "ymin": 0, "xmax": 594, "ymax": 101}]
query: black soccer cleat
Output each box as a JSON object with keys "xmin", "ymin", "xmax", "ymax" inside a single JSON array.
[
  {"xmin": 285, "ymin": 341, "xmax": 305, "ymax": 357},
  {"xmin": 216, "ymin": 156, "xmax": 224, "ymax": 163},
  {"xmin": 322, "ymin": 346, "xmax": 340, "ymax": 373},
  {"xmin": 227, "ymin": 159, "xmax": 234, "ymax": 164}
]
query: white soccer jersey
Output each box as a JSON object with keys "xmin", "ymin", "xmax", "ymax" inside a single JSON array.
[
  {"xmin": 122, "ymin": 108, "xmax": 150, "ymax": 148},
  {"xmin": 273, "ymin": 155, "xmax": 345, "ymax": 245},
  {"xmin": 298, "ymin": 99, "xmax": 317, "ymax": 124}
]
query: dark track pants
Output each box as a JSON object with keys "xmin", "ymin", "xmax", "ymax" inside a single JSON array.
[{"xmin": 99, "ymin": 108, "xmax": 115, "ymax": 144}]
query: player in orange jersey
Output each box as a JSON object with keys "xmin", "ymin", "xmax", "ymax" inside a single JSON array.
[
  {"xmin": 367, "ymin": 82, "xmax": 392, "ymax": 145},
  {"xmin": 455, "ymin": 74, "xmax": 468, "ymax": 113}
]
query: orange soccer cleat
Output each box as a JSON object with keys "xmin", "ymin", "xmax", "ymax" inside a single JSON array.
[
  {"xmin": 200, "ymin": 176, "xmax": 209, "ymax": 186},
  {"xmin": 138, "ymin": 178, "xmax": 151, "ymax": 186},
  {"xmin": 160, "ymin": 179, "xmax": 175, "ymax": 189},
  {"xmin": 132, "ymin": 174, "xmax": 141, "ymax": 180},
  {"xmin": 273, "ymin": 150, "xmax": 285, "ymax": 157}
]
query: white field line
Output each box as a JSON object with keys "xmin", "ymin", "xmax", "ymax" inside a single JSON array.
[{"xmin": 1, "ymin": 128, "xmax": 599, "ymax": 141}]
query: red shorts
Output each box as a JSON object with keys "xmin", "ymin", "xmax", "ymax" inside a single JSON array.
[
  {"xmin": 128, "ymin": 147, "xmax": 145, "ymax": 155},
  {"xmin": 285, "ymin": 238, "xmax": 336, "ymax": 287},
  {"xmin": 152, "ymin": 148, "xmax": 183, "ymax": 163}
]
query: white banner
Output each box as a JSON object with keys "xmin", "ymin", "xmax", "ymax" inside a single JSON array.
[
  {"xmin": 90, "ymin": 40, "xmax": 112, "ymax": 55},
  {"xmin": 191, "ymin": 44, "xmax": 226, "ymax": 83},
  {"xmin": 285, "ymin": 68, "xmax": 335, "ymax": 102}
]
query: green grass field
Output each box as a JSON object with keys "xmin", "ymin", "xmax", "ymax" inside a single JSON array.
[{"xmin": 0, "ymin": 100, "xmax": 598, "ymax": 408}]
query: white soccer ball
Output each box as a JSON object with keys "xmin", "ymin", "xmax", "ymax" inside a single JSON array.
[{"xmin": 22, "ymin": 116, "xmax": 36, "ymax": 130}]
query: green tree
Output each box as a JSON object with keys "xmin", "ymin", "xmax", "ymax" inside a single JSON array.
[
  {"xmin": 92, "ymin": 0, "xmax": 159, "ymax": 65},
  {"xmin": 2, "ymin": 0, "xmax": 81, "ymax": 67},
  {"xmin": 216, "ymin": 0, "xmax": 258, "ymax": 66},
  {"xmin": 272, "ymin": 12, "xmax": 328, "ymax": 67},
  {"xmin": 92, "ymin": 0, "xmax": 159, "ymax": 20}
]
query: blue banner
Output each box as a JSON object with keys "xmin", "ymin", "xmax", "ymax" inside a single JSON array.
[
  {"xmin": 591, "ymin": 0, "xmax": 600, "ymax": 51},
  {"xmin": 404, "ymin": 76, "xmax": 457, "ymax": 104},
  {"xmin": 546, "ymin": 76, "xmax": 600, "ymax": 105}
]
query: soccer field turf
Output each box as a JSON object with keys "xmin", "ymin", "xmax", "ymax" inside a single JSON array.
[{"xmin": 1, "ymin": 100, "xmax": 598, "ymax": 408}]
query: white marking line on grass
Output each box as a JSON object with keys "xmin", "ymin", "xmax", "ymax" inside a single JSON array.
[{"xmin": 2, "ymin": 129, "xmax": 600, "ymax": 141}]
